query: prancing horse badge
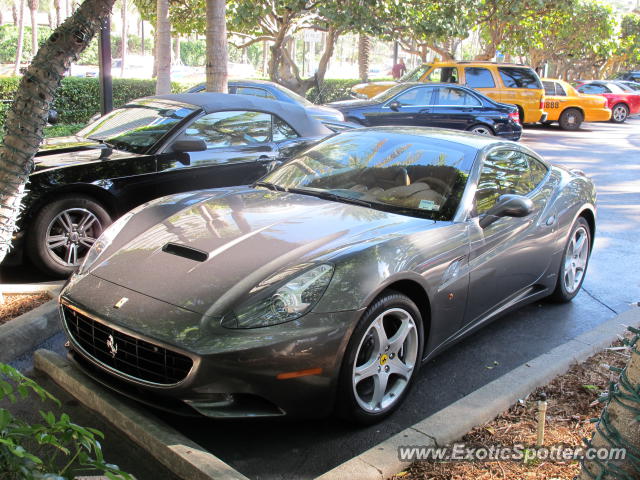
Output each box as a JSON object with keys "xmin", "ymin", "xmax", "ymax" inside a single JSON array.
[{"xmin": 114, "ymin": 297, "xmax": 129, "ymax": 309}]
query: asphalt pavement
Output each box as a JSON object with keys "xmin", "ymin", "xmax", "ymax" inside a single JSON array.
[{"xmin": 3, "ymin": 118, "xmax": 639, "ymax": 480}]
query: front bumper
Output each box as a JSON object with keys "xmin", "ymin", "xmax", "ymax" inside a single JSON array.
[{"xmin": 60, "ymin": 275, "xmax": 360, "ymax": 418}]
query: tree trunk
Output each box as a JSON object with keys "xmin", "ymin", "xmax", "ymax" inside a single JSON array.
[
  {"xmin": 0, "ymin": 0, "xmax": 116, "ymax": 264},
  {"xmin": 205, "ymin": 0, "xmax": 228, "ymax": 93},
  {"xmin": 172, "ymin": 36, "xmax": 181, "ymax": 65},
  {"xmin": 12, "ymin": 3, "xmax": 18, "ymax": 25},
  {"xmin": 28, "ymin": 0, "xmax": 39, "ymax": 56},
  {"xmin": 154, "ymin": 0, "xmax": 171, "ymax": 93},
  {"xmin": 579, "ymin": 330, "xmax": 640, "ymax": 479},
  {"xmin": 358, "ymin": 34, "xmax": 370, "ymax": 83},
  {"xmin": 120, "ymin": 0, "xmax": 126, "ymax": 77},
  {"xmin": 13, "ymin": 0, "xmax": 25, "ymax": 75},
  {"xmin": 54, "ymin": 0, "xmax": 61, "ymax": 25}
]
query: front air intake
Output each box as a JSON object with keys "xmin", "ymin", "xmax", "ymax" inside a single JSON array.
[{"xmin": 162, "ymin": 242, "xmax": 208, "ymax": 262}]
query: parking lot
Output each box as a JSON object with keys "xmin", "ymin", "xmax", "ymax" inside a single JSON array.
[{"xmin": 2, "ymin": 118, "xmax": 639, "ymax": 480}]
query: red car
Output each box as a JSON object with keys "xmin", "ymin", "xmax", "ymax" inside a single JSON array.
[{"xmin": 576, "ymin": 81, "xmax": 640, "ymax": 123}]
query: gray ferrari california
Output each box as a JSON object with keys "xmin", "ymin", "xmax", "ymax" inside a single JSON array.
[{"xmin": 59, "ymin": 127, "xmax": 596, "ymax": 424}]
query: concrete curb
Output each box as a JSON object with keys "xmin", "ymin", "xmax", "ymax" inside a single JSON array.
[
  {"xmin": 34, "ymin": 349, "xmax": 249, "ymax": 480},
  {"xmin": 0, "ymin": 297, "xmax": 61, "ymax": 363},
  {"xmin": 316, "ymin": 306, "xmax": 640, "ymax": 480},
  {"xmin": 1, "ymin": 282, "xmax": 64, "ymax": 294}
]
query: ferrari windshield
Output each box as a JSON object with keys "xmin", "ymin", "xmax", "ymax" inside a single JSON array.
[
  {"xmin": 261, "ymin": 129, "xmax": 475, "ymax": 221},
  {"xmin": 78, "ymin": 100, "xmax": 197, "ymax": 153}
]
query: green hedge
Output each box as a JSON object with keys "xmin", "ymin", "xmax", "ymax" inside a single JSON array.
[
  {"xmin": 0, "ymin": 76, "xmax": 192, "ymax": 126},
  {"xmin": 305, "ymin": 77, "xmax": 391, "ymax": 103}
]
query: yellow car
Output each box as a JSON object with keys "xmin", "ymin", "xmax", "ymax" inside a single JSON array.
[
  {"xmin": 541, "ymin": 78, "xmax": 611, "ymax": 130},
  {"xmin": 351, "ymin": 61, "xmax": 547, "ymax": 123}
]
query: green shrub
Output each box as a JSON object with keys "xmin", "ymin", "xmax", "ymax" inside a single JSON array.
[
  {"xmin": 44, "ymin": 123, "xmax": 85, "ymax": 138},
  {"xmin": 305, "ymin": 78, "xmax": 363, "ymax": 103},
  {"xmin": 0, "ymin": 77, "xmax": 191, "ymax": 126},
  {"xmin": 0, "ymin": 362, "xmax": 132, "ymax": 479},
  {"xmin": 0, "ymin": 25, "xmax": 53, "ymax": 64}
]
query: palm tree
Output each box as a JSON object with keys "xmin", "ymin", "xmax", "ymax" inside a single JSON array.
[
  {"xmin": 155, "ymin": 0, "xmax": 171, "ymax": 93},
  {"xmin": 13, "ymin": 0, "xmax": 25, "ymax": 75},
  {"xmin": 358, "ymin": 34, "xmax": 371, "ymax": 83},
  {"xmin": 0, "ymin": 0, "xmax": 116, "ymax": 266},
  {"xmin": 53, "ymin": 0, "xmax": 60, "ymax": 25},
  {"xmin": 27, "ymin": 0, "xmax": 39, "ymax": 56},
  {"xmin": 120, "ymin": 0, "xmax": 127, "ymax": 77},
  {"xmin": 205, "ymin": 0, "xmax": 227, "ymax": 92},
  {"xmin": 579, "ymin": 328, "xmax": 640, "ymax": 479}
]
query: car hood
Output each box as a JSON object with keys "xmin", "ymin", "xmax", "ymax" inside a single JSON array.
[
  {"xmin": 305, "ymin": 104, "xmax": 344, "ymax": 120},
  {"xmin": 325, "ymin": 99, "xmax": 379, "ymax": 110},
  {"xmin": 33, "ymin": 136, "xmax": 143, "ymax": 172},
  {"xmin": 89, "ymin": 188, "xmax": 432, "ymax": 316}
]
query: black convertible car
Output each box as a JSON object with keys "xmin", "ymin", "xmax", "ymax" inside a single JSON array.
[
  {"xmin": 327, "ymin": 83, "xmax": 522, "ymax": 141},
  {"xmin": 9, "ymin": 93, "xmax": 333, "ymax": 276}
]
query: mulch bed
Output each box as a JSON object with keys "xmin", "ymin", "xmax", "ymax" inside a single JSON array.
[
  {"xmin": 0, "ymin": 293, "xmax": 50, "ymax": 325},
  {"xmin": 392, "ymin": 339, "xmax": 631, "ymax": 480}
]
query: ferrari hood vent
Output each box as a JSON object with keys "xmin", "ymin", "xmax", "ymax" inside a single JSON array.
[{"xmin": 162, "ymin": 243, "xmax": 208, "ymax": 262}]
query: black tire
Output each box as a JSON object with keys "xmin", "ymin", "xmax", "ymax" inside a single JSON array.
[
  {"xmin": 558, "ymin": 108, "xmax": 583, "ymax": 130},
  {"xmin": 26, "ymin": 194, "xmax": 112, "ymax": 278},
  {"xmin": 336, "ymin": 291, "xmax": 424, "ymax": 425},
  {"xmin": 548, "ymin": 217, "xmax": 591, "ymax": 303},
  {"xmin": 610, "ymin": 103, "xmax": 629, "ymax": 123},
  {"xmin": 467, "ymin": 124, "xmax": 495, "ymax": 136}
]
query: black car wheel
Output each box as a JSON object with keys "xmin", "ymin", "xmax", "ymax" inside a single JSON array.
[
  {"xmin": 337, "ymin": 291, "xmax": 424, "ymax": 424},
  {"xmin": 468, "ymin": 124, "xmax": 495, "ymax": 136},
  {"xmin": 610, "ymin": 103, "xmax": 629, "ymax": 123},
  {"xmin": 559, "ymin": 108, "xmax": 583, "ymax": 131},
  {"xmin": 27, "ymin": 195, "xmax": 112, "ymax": 277},
  {"xmin": 549, "ymin": 217, "xmax": 591, "ymax": 303}
]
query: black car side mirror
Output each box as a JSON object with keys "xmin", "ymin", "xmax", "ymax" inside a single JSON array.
[
  {"xmin": 47, "ymin": 109, "xmax": 58, "ymax": 125},
  {"xmin": 388, "ymin": 101, "xmax": 401, "ymax": 111},
  {"xmin": 172, "ymin": 136, "xmax": 207, "ymax": 152},
  {"xmin": 479, "ymin": 194, "xmax": 534, "ymax": 229}
]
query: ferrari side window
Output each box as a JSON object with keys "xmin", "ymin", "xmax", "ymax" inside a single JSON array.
[{"xmin": 475, "ymin": 150, "xmax": 544, "ymax": 215}]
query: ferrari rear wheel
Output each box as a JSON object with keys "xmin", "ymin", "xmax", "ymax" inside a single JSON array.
[
  {"xmin": 549, "ymin": 217, "xmax": 591, "ymax": 303},
  {"xmin": 610, "ymin": 103, "xmax": 629, "ymax": 123},
  {"xmin": 337, "ymin": 291, "xmax": 424, "ymax": 424},
  {"xmin": 559, "ymin": 108, "xmax": 583, "ymax": 130}
]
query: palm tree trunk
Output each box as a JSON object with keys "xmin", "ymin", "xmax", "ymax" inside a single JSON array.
[
  {"xmin": 358, "ymin": 34, "xmax": 371, "ymax": 83},
  {"xmin": 0, "ymin": 0, "xmax": 116, "ymax": 264},
  {"xmin": 54, "ymin": 0, "xmax": 61, "ymax": 25},
  {"xmin": 205, "ymin": 0, "xmax": 227, "ymax": 92},
  {"xmin": 154, "ymin": 0, "xmax": 170, "ymax": 93},
  {"xmin": 579, "ymin": 331, "xmax": 640, "ymax": 479},
  {"xmin": 28, "ymin": 0, "xmax": 39, "ymax": 56},
  {"xmin": 120, "ymin": 0, "xmax": 126, "ymax": 77},
  {"xmin": 13, "ymin": 0, "xmax": 25, "ymax": 75}
]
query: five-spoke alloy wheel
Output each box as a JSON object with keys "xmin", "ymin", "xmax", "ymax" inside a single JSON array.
[
  {"xmin": 550, "ymin": 217, "xmax": 591, "ymax": 302},
  {"xmin": 610, "ymin": 103, "xmax": 629, "ymax": 123},
  {"xmin": 338, "ymin": 292, "xmax": 424, "ymax": 424}
]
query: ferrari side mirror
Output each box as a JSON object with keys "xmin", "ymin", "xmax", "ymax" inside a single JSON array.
[{"xmin": 479, "ymin": 194, "xmax": 533, "ymax": 228}]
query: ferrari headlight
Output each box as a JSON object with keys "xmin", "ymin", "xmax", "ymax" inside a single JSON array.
[
  {"xmin": 77, "ymin": 211, "xmax": 134, "ymax": 275},
  {"xmin": 222, "ymin": 264, "xmax": 334, "ymax": 329}
]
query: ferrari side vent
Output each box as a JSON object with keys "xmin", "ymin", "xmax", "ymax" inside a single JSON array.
[{"xmin": 162, "ymin": 243, "xmax": 208, "ymax": 262}]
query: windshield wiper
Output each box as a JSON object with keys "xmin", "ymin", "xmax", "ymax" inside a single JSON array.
[
  {"xmin": 288, "ymin": 188, "xmax": 373, "ymax": 208},
  {"xmin": 254, "ymin": 181, "xmax": 287, "ymax": 192}
]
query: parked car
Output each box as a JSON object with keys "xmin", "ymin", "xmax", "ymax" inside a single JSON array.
[
  {"xmin": 540, "ymin": 78, "xmax": 611, "ymax": 129},
  {"xmin": 59, "ymin": 127, "xmax": 596, "ymax": 424},
  {"xmin": 350, "ymin": 61, "xmax": 547, "ymax": 124},
  {"xmin": 615, "ymin": 71, "xmax": 640, "ymax": 83},
  {"xmin": 612, "ymin": 80, "xmax": 640, "ymax": 92},
  {"xmin": 575, "ymin": 81, "xmax": 640, "ymax": 123},
  {"xmin": 186, "ymin": 80, "xmax": 344, "ymax": 122},
  {"xmin": 8, "ymin": 93, "xmax": 333, "ymax": 277},
  {"xmin": 326, "ymin": 83, "xmax": 522, "ymax": 140}
]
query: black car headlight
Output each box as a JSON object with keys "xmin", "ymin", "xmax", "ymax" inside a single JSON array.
[{"xmin": 221, "ymin": 264, "xmax": 334, "ymax": 329}]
